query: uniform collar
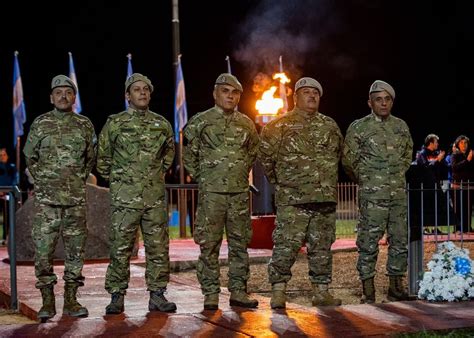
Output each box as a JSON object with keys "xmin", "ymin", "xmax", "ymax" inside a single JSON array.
[
  {"xmin": 214, "ymin": 105, "xmax": 236, "ymax": 116},
  {"xmin": 127, "ymin": 107, "xmax": 149, "ymax": 115},
  {"xmin": 52, "ymin": 108, "xmax": 74, "ymax": 118},
  {"xmin": 371, "ymin": 111, "xmax": 391, "ymax": 122},
  {"xmin": 293, "ymin": 107, "xmax": 318, "ymax": 119}
]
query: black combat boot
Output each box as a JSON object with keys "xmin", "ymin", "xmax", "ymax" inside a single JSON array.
[
  {"xmin": 105, "ymin": 293, "xmax": 125, "ymax": 315},
  {"xmin": 149, "ymin": 288, "xmax": 177, "ymax": 313},
  {"xmin": 63, "ymin": 284, "xmax": 88, "ymax": 317},
  {"xmin": 361, "ymin": 278, "xmax": 375, "ymax": 304},
  {"xmin": 38, "ymin": 285, "xmax": 56, "ymax": 322}
]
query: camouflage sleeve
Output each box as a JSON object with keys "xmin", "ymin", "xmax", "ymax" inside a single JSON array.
[
  {"xmin": 401, "ymin": 121, "xmax": 414, "ymax": 172},
  {"xmin": 84, "ymin": 120, "xmax": 97, "ymax": 178},
  {"xmin": 162, "ymin": 124, "xmax": 175, "ymax": 172},
  {"xmin": 96, "ymin": 118, "xmax": 112, "ymax": 181},
  {"xmin": 22, "ymin": 120, "xmax": 41, "ymax": 179},
  {"xmin": 183, "ymin": 120, "xmax": 200, "ymax": 180},
  {"xmin": 258, "ymin": 122, "xmax": 279, "ymax": 184},
  {"xmin": 246, "ymin": 122, "xmax": 260, "ymax": 172},
  {"xmin": 332, "ymin": 122, "xmax": 344, "ymax": 160},
  {"xmin": 342, "ymin": 123, "xmax": 359, "ymax": 183}
]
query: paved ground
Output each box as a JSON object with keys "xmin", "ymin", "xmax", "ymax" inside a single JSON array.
[{"xmin": 1, "ymin": 238, "xmax": 474, "ymax": 337}]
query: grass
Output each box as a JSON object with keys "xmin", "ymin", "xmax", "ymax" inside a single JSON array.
[{"xmin": 395, "ymin": 327, "xmax": 474, "ymax": 337}]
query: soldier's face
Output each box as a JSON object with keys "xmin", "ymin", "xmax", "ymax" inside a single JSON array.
[
  {"xmin": 368, "ymin": 91, "xmax": 393, "ymax": 117},
  {"xmin": 213, "ymin": 84, "xmax": 241, "ymax": 112},
  {"xmin": 294, "ymin": 87, "xmax": 320, "ymax": 113},
  {"xmin": 126, "ymin": 81, "xmax": 151, "ymax": 110},
  {"xmin": 50, "ymin": 87, "xmax": 76, "ymax": 112}
]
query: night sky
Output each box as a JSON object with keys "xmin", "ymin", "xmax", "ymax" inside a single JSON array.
[{"xmin": 0, "ymin": 0, "xmax": 471, "ymax": 180}]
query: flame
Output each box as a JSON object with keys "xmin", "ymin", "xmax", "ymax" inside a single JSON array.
[
  {"xmin": 255, "ymin": 86, "xmax": 283, "ymax": 116},
  {"xmin": 273, "ymin": 72, "xmax": 290, "ymax": 84}
]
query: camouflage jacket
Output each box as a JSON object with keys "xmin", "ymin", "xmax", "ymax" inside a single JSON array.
[
  {"xmin": 96, "ymin": 108, "xmax": 175, "ymax": 209},
  {"xmin": 258, "ymin": 107, "xmax": 343, "ymax": 206},
  {"xmin": 342, "ymin": 112, "xmax": 413, "ymax": 200},
  {"xmin": 23, "ymin": 109, "xmax": 97, "ymax": 205},
  {"xmin": 183, "ymin": 105, "xmax": 259, "ymax": 193}
]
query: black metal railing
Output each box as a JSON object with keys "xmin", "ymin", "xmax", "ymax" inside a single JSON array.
[{"xmin": 0, "ymin": 185, "xmax": 21, "ymax": 310}]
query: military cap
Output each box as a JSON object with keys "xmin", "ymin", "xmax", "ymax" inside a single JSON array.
[
  {"xmin": 369, "ymin": 80, "xmax": 395, "ymax": 99},
  {"xmin": 125, "ymin": 73, "xmax": 154, "ymax": 93},
  {"xmin": 294, "ymin": 77, "xmax": 323, "ymax": 96},
  {"xmin": 51, "ymin": 75, "xmax": 77, "ymax": 94},
  {"xmin": 215, "ymin": 73, "xmax": 243, "ymax": 92}
]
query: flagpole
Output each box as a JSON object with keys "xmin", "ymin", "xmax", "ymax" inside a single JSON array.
[
  {"xmin": 172, "ymin": 0, "xmax": 187, "ymax": 237},
  {"xmin": 225, "ymin": 55, "xmax": 232, "ymax": 74},
  {"xmin": 16, "ymin": 137, "xmax": 20, "ymax": 184},
  {"xmin": 278, "ymin": 55, "xmax": 288, "ymax": 113}
]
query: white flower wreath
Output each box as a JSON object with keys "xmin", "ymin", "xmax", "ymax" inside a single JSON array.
[{"xmin": 418, "ymin": 241, "xmax": 474, "ymax": 301}]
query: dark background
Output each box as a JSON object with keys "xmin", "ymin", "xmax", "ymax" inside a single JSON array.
[{"xmin": 0, "ymin": 0, "xmax": 471, "ymax": 184}]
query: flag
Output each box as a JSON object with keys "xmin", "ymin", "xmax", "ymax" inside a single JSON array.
[
  {"xmin": 174, "ymin": 56, "xmax": 188, "ymax": 143},
  {"xmin": 68, "ymin": 52, "xmax": 82, "ymax": 114},
  {"xmin": 13, "ymin": 51, "xmax": 26, "ymax": 147},
  {"xmin": 125, "ymin": 53, "xmax": 133, "ymax": 109}
]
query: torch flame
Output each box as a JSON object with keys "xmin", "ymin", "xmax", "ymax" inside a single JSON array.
[
  {"xmin": 273, "ymin": 72, "xmax": 290, "ymax": 84},
  {"xmin": 255, "ymin": 86, "xmax": 283, "ymax": 116}
]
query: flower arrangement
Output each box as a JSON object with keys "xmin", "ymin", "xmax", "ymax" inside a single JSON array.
[{"xmin": 418, "ymin": 241, "xmax": 474, "ymax": 301}]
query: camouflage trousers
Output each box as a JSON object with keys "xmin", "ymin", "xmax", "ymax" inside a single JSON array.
[
  {"xmin": 268, "ymin": 202, "xmax": 337, "ymax": 285},
  {"xmin": 32, "ymin": 202, "xmax": 87, "ymax": 289},
  {"xmin": 356, "ymin": 198, "xmax": 408, "ymax": 281},
  {"xmin": 194, "ymin": 191, "xmax": 252, "ymax": 295},
  {"xmin": 105, "ymin": 201, "xmax": 170, "ymax": 294}
]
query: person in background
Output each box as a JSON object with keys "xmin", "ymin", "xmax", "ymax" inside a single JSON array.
[
  {"xmin": 258, "ymin": 77, "xmax": 343, "ymax": 309},
  {"xmin": 451, "ymin": 135, "xmax": 474, "ymax": 233},
  {"xmin": 414, "ymin": 134, "xmax": 448, "ymax": 234},
  {"xmin": 342, "ymin": 80, "xmax": 413, "ymax": 304},
  {"xmin": 97, "ymin": 73, "xmax": 177, "ymax": 315},
  {"xmin": 445, "ymin": 142, "xmax": 457, "ymax": 184},
  {"xmin": 415, "ymin": 134, "xmax": 446, "ymax": 183},
  {"xmin": 23, "ymin": 75, "xmax": 96, "ymax": 321},
  {"xmin": 0, "ymin": 148, "xmax": 18, "ymax": 246},
  {"xmin": 183, "ymin": 73, "xmax": 260, "ymax": 310}
]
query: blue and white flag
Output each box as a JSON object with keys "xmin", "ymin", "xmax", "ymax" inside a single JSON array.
[
  {"xmin": 125, "ymin": 53, "xmax": 133, "ymax": 109},
  {"xmin": 68, "ymin": 52, "xmax": 82, "ymax": 114},
  {"xmin": 174, "ymin": 57, "xmax": 188, "ymax": 143},
  {"xmin": 12, "ymin": 51, "xmax": 26, "ymax": 147}
]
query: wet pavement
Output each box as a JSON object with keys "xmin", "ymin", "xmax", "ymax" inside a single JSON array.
[{"xmin": 1, "ymin": 238, "xmax": 474, "ymax": 337}]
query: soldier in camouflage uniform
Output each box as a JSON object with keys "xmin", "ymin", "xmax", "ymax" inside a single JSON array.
[
  {"xmin": 342, "ymin": 80, "xmax": 413, "ymax": 303},
  {"xmin": 23, "ymin": 75, "xmax": 97, "ymax": 321},
  {"xmin": 97, "ymin": 73, "xmax": 176, "ymax": 314},
  {"xmin": 258, "ymin": 77, "xmax": 343, "ymax": 309},
  {"xmin": 183, "ymin": 73, "xmax": 260, "ymax": 310}
]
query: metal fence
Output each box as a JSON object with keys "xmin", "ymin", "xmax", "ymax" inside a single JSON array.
[
  {"xmin": 407, "ymin": 182, "xmax": 474, "ymax": 295},
  {"xmin": 0, "ymin": 185, "xmax": 21, "ymax": 310},
  {"xmin": 163, "ymin": 182, "xmax": 473, "ymax": 296},
  {"xmin": 165, "ymin": 182, "xmax": 360, "ymax": 238},
  {"xmin": 2, "ymin": 182, "xmax": 472, "ymax": 301}
]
